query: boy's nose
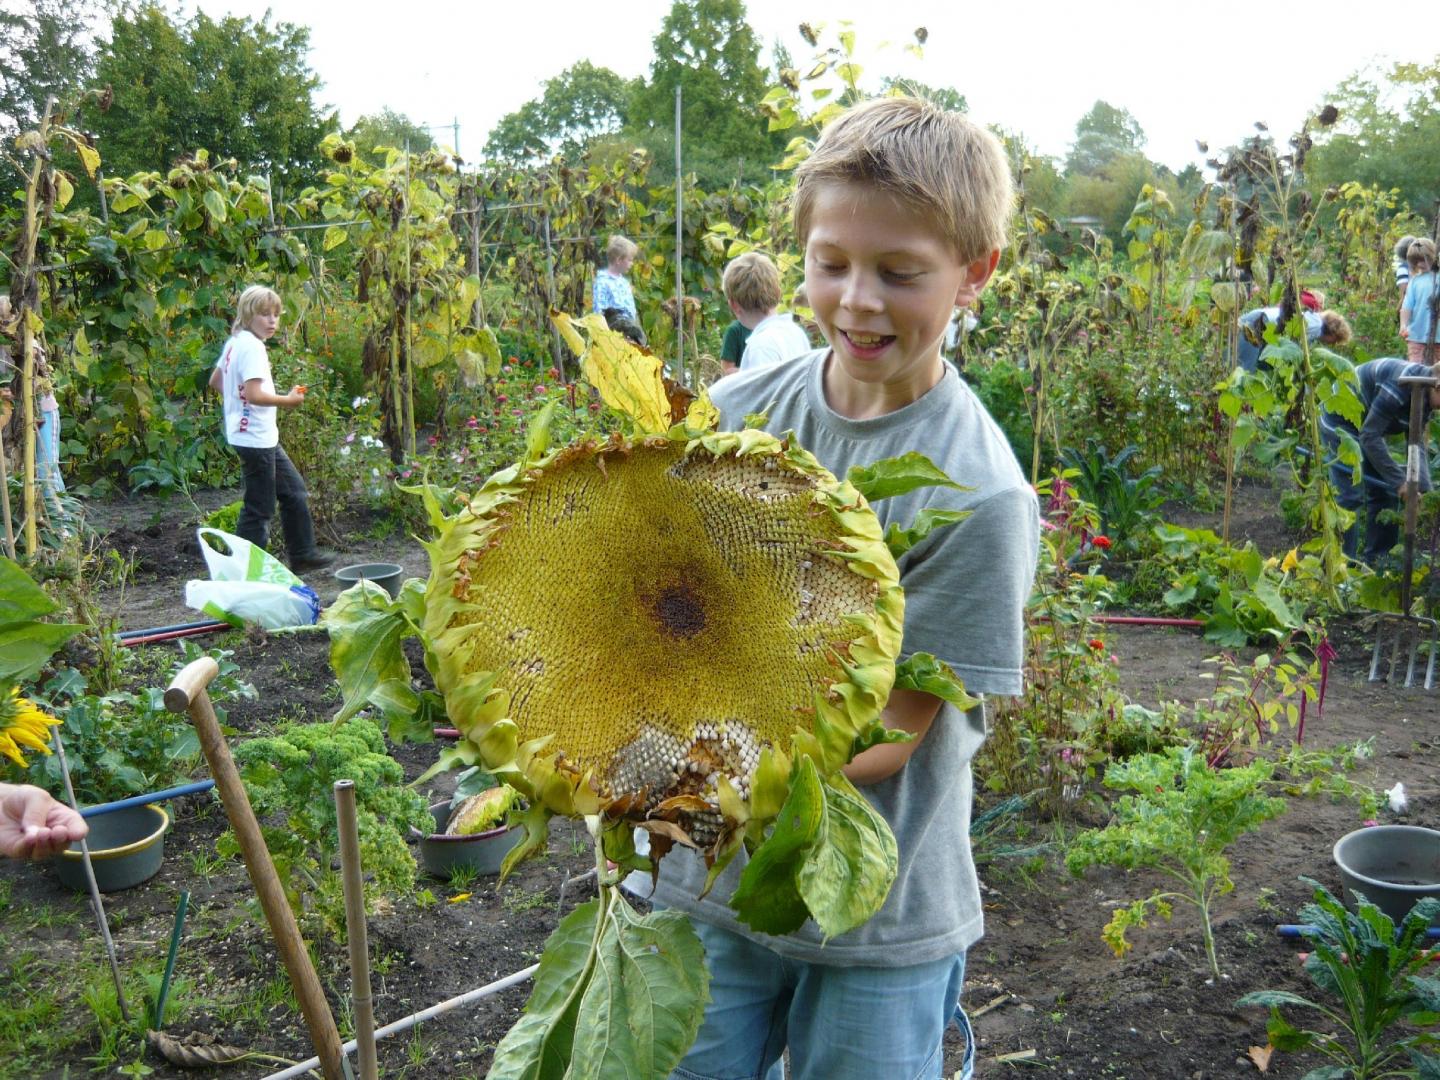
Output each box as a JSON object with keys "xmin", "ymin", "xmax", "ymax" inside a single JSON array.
[{"xmin": 840, "ymin": 273, "xmax": 882, "ymax": 313}]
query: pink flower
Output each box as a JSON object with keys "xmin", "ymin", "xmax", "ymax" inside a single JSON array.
[
  {"xmin": 496, "ymin": 394, "xmax": 509, "ymax": 404},
  {"xmin": 345, "ymin": 432, "xmax": 355, "ymax": 443},
  {"xmin": 427, "ymin": 434, "xmax": 439, "ymax": 446},
  {"xmin": 466, "ymin": 415, "xmax": 479, "ymax": 429}
]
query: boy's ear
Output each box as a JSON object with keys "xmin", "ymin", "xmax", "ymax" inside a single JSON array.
[{"xmin": 953, "ymin": 249, "xmax": 1001, "ymax": 308}]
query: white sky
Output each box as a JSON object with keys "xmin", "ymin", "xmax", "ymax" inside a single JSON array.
[{"xmin": 184, "ymin": 0, "xmax": 1430, "ymax": 172}]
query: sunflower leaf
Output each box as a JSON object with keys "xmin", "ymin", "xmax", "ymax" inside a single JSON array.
[
  {"xmin": 322, "ymin": 582, "xmax": 426, "ymax": 737},
  {"xmin": 893, "ymin": 653, "xmax": 978, "ymax": 711},
  {"xmin": 846, "ymin": 452, "xmax": 967, "ymax": 502},
  {"xmin": 884, "ymin": 508, "xmax": 971, "ymax": 558},
  {"xmin": 0, "ymin": 557, "xmax": 83, "ymax": 682},
  {"xmin": 730, "ymin": 756, "xmax": 824, "ymax": 934},
  {"xmin": 798, "ymin": 770, "xmax": 898, "ymax": 940}
]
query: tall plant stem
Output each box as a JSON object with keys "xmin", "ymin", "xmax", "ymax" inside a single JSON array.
[{"xmin": 16, "ymin": 97, "xmax": 55, "ymax": 557}]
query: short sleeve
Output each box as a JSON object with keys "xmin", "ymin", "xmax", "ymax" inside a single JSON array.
[
  {"xmin": 896, "ymin": 484, "xmax": 1039, "ymax": 696},
  {"xmin": 231, "ymin": 336, "xmax": 270, "ymax": 387}
]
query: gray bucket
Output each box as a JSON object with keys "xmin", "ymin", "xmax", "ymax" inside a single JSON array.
[
  {"xmin": 418, "ymin": 801, "xmax": 523, "ymax": 879},
  {"xmin": 53, "ymin": 804, "xmax": 169, "ymax": 892},
  {"xmin": 1333, "ymin": 824, "xmax": 1440, "ymax": 926},
  {"xmin": 334, "ymin": 562, "xmax": 404, "ymax": 599}
]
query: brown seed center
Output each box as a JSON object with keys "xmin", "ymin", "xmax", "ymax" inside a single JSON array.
[{"xmin": 651, "ymin": 582, "xmax": 706, "ymax": 639}]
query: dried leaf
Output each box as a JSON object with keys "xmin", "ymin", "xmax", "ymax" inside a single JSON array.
[
  {"xmin": 147, "ymin": 1028, "xmax": 254, "ymax": 1067},
  {"xmin": 1247, "ymin": 1044, "xmax": 1273, "ymax": 1072}
]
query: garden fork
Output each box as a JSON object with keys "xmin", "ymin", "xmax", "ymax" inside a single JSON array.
[{"xmin": 1369, "ymin": 374, "xmax": 1440, "ymax": 688}]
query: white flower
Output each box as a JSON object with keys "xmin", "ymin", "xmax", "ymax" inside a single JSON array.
[
  {"xmin": 376, "ymin": 441, "xmax": 384, "ymax": 451},
  {"xmin": 352, "ymin": 396, "xmax": 369, "ymax": 409},
  {"xmin": 340, "ymin": 445, "xmax": 351, "ymax": 457},
  {"xmin": 1387, "ymin": 782, "xmax": 1407, "ymax": 814},
  {"xmin": 371, "ymin": 467, "xmax": 380, "ymax": 478}
]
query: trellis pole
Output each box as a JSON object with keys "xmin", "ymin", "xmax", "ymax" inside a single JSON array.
[
  {"xmin": 16, "ymin": 96, "xmax": 57, "ymax": 557},
  {"xmin": 674, "ymin": 85, "xmax": 685, "ymax": 385},
  {"xmin": 544, "ymin": 209, "xmax": 565, "ymax": 381}
]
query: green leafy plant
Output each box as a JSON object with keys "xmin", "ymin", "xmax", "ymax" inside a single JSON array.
[
  {"xmin": 26, "ymin": 643, "xmax": 253, "ymax": 804},
  {"xmin": 224, "ymin": 715, "xmax": 431, "ymax": 937},
  {"xmin": 1238, "ymin": 880, "xmax": 1440, "ymax": 1079},
  {"xmin": 1058, "ymin": 438, "xmax": 1165, "ymax": 552},
  {"xmin": 1066, "ymin": 746, "xmax": 1287, "ymax": 979}
]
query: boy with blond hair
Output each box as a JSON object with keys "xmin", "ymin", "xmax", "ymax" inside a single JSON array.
[
  {"xmin": 1401, "ymin": 238, "xmax": 1439, "ymax": 362},
  {"xmin": 719, "ymin": 251, "xmax": 811, "ymax": 376},
  {"xmin": 650, "ymin": 97, "xmax": 1039, "ymax": 1080}
]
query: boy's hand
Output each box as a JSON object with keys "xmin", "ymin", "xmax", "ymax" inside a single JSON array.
[{"xmin": 284, "ymin": 385, "xmax": 307, "ymax": 407}]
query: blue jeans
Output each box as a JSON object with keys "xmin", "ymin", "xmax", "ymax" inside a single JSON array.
[
  {"xmin": 1320, "ymin": 416, "xmax": 1399, "ymax": 564},
  {"xmin": 671, "ymin": 919, "xmax": 975, "ymax": 1080}
]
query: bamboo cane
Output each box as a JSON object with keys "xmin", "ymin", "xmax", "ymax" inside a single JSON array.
[
  {"xmin": 333, "ymin": 780, "xmax": 377, "ymax": 1080},
  {"xmin": 164, "ymin": 657, "xmax": 348, "ymax": 1080},
  {"xmin": 16, "ymin": 98, "xmax": 55, "ymax": 557}
]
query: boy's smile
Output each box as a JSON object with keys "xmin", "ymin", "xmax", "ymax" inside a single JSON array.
[{"xmin": 803, "ymin": 181, "xmax": 996, "ymax": 417}]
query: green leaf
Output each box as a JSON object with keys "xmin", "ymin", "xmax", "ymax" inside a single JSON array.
[
  {"xmin": 484, "ymin": 901, "xmax": 596, "ymax": 1079},
  {"xmin": 568, "ymin": 903, "xmax": 709, "ymax": 1079},
  {"xmin": 323, "ymin": 225, "xmax": 347, "ymax": 251},
  {"xmin": 0, "ymin": 558, "xmax": 83, "ymax": 682},
  {"xmin": 797, "ymin": 771, "xmax": 898, "ymax": 940},
  {"xmin": 730, "ymin": 757, "xmax": 824, "ymax": 935},
  {"xmin": 892, "ymin": 653, "xmax": 978, "ymax": 711},
  {"xmin": 846, "ymin": 452, "xmax": 965, "ymax": 503},
  {"xmin": 321, "ymin": 582, "xmax": 423, "ymax": 735},
  {"xmin": 884, "ymin": 508, "xmax": 969, "ymax": 557},
  {"xmin": 202, "ymin": 188, "xmax": 227, "ymax": 223},
  {"xmin": 0, "ymin": 557, "xmax": 60, "ymax": 623}
]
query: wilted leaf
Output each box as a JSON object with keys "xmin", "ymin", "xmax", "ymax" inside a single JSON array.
[{"xmin": 1247, "ymin": 1044, "xmax": 1272, "ymax": 1072}]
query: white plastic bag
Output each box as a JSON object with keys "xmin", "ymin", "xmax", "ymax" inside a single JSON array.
[{"xmin": 184, "ymin": 528, "xmax": 321, "ymax": 629}]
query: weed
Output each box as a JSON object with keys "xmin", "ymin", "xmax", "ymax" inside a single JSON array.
[
  {"xmin": 447, "ymin": 863, "xmax": 480, "ymax": 891},
  {"xmin": 502, "ymin": 887, "xmax": 550, "ymax": 914}
]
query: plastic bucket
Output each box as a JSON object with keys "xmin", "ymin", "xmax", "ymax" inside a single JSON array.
[
  {"xmin": 1333, "ymin": 824, "xmax": 1440, "ymax": 926},
  {"xmin": 334, "ymin": 562, "xmax": 404, "ymax": 599},
  {"xmin": 418, "ymin": 801, "xmax": 523, "ymax": 879},
  {"xmin": 53, "ymin": 804, "xmax": 169, "ymax": 892}
]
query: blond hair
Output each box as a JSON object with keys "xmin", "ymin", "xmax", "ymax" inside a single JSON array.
[
  {"xmin": 232, "ymin": 285, "xmax": 282, "ymax": 334},
  {"xmin": 793, "ymin": 96, "xmax": 1013, "ymax": 264},
  {"xmin": 605, "ymin": 235, "xmax": 638, "ymax": 264},
  {"xmin": 1318, "ymin": 310, "xmax": 1352, "ymax": 347},
  {"xmin": 722, "ymin": 252, "xmax": 783, "ymax": 315},
  {"xmin": 1408, "ymin": 238, "xmax": 1437, "ymax": 270}
]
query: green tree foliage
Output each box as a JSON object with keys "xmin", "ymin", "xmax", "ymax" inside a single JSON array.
[
  {"xmin": 0, "ymin": 0, "xmax": 100, "ymax": 135},
  {"xmin": 346, "ymin": 108, "xmax": 434, "ymax": 165},
  {"xmin": 1066, "ymin": 100, "xmax": 1146, "ymax": 177},
  {"xmin": 484, "ymin": 60, "xmax": 635, "ymax": 164},
  {"xmin": 630, "ymin": 0, "xmax": 773, "ymax": 186},
  {"xmin": 87, "ymin": 4, "xmax": 330, "ymax": 187},
  {"xmin": 1308, "ymin": 60, "xmax": 1440, "ymax": 214},
  {"xmin": 881, "ymin": 75, "xmax": 966, "ymax": 113}
]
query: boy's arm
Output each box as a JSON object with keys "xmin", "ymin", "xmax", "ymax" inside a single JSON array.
[
  {"xmin": 842, "ymin": 687, "xmax": 942, "ymax": 785},
  {"xmin": 243, "ymin": 377, "xmax": 304, "ymax": 407},
  {"xmin": 719, "ymin": 360, "xmax": 739, "ymax": 377}
]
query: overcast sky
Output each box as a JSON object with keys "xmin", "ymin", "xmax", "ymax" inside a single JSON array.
[{"xmin": 189, "ymin": 0, "xmax": 1429, "ymax": 172}]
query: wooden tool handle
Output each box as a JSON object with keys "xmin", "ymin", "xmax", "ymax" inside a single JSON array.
[{"xmin": 165, "ymin": 658, "xmax": 348, "ymax": 1080}]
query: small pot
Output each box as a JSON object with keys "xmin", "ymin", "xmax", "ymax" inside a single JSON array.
[
  {"xmin": 1333, "ymin": 824, "xmax": 1440, "ymax": 926},
  {"xmin": 334, "ymin": 562, "xmax": 404, "ymax": 599},
  {"xmin": 52, "ymin": 804, "xmax": 169, "ymax": 893},
  {"xmin": 418, "ymin": 801, "xmax": 523, "ymax": 879}
]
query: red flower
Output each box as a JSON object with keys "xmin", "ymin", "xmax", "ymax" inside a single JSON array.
[
  {"xmin": 1088, "ymin": 638, "xmax": 1104, "ymax": 650},
  {"xmin": 548, "ymin": 367, "xmax": 561, "ymax": 380},
  {"xmin": 495, "ymin": 394, "xmax": 508, "ymax": 404},
  {"xmin": 1093, "ymin": 535, "xmax": 1112, "ymax": 549}
]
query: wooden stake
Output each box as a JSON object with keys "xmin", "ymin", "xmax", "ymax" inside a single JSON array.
[
  {"xmin": 333, "ymin": 780, "xmax": 378, "ymax": 1080},
  {"xmin": 164, "ymin": 657, "xmax": 348, "ymax": 1080},
  {"xmin": 0, "ymin": 423, "xmax": 15, "ymax": 560}
]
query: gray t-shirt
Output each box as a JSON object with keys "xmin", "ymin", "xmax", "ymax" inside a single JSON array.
[{"xmin": 647, "ymin": 349, "xmax": 1039, "ymax": 966}]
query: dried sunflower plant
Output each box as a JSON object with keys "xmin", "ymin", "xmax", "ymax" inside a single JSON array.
[{"xmin": 326, "ymin": 314, "xmax": 976, "ymax": 1079}]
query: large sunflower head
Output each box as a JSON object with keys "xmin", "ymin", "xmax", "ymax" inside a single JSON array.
[{"xmin": 421, "ymin": 316, "xmax": 903, "ymax": 878}]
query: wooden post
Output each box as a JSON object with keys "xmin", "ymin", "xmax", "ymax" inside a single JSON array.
[
  {"xmin": 334, "ymin": 781, "xmax": 378, "ymax": 1080},
  {"xmin": 164, "ymin": 658, "xmax": 348, "ymax": 1080}
]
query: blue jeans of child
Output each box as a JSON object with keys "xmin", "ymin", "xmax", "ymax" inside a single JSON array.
[
  {"xmin": 234, "ymin": 444, "xmax": 317, "ymax": 561},
  {"xmin": 1320, "ymin": 417, "xmax": 1400, "ymax": 564},
  {"xmin": 670, "ymin": 919, "xmax": 974, "ymax": 1080}
]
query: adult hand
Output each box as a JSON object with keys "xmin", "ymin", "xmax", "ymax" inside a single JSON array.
[{"xmin": 0, "ymin": 783, "xmax": 87, "ymax": 859}]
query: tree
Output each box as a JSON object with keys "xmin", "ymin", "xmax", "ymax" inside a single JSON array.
[
  {"xmin": 484, "ymin": 61, "xmax": 634, "ymax": 163},
  {"xmin": 87, "ymin": 4, "xmax": 330, "ymax": 187},
  {"xmin": 1066, "ymin": 100, "xmax": 1145, "ymax": 177},
  {"xmin": 629, "ymin": 0, "xmax": 772, "ymax": 186},
  {"xmin": 0, "ymin": 0, "xmax": 101, "ymax": 135},
  {"xmin": 881, "ymin": 76, "xmax": 966, "ymax": 114},
  {"xmin": 1307, "ymin": 60, "xmax": 1440, "ymax": 215},
  {"xmin": 347, "ymin": 109, "xmax": 434, "ymax": 165}
]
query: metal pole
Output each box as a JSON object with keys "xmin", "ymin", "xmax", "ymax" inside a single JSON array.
[
  {"xmin": 674, "ymin": 84, "xmax": 685, "ymax": 384},
  {"xmin": 334, "ymin": 781, "xmax": 378, "ymax": 1080},
  {"xmin": 51, "ymin": 727, "xmax": 131, "ymax": 1022},
  {"xmin": 543, "ymin": 209, "xmax": 565, "ymax": 381},
  {"xmin": 453, "ymin": 116, "xmax": 460, "ymax": 159}
]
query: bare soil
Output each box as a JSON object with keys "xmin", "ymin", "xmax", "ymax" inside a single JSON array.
[{"xmin": 2, "ymin": 474, "xmax": 1436, "ymax": 1079}]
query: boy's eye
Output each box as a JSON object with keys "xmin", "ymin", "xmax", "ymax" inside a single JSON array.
[{"xmin": 884, "ymin": 270, "xmax": 920, "ymax": 284}]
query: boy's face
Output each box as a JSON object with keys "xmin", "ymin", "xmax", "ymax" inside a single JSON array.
[
  {"xmin": 803, "ymin": 182, "xmax": 996, "ymax": 404},
  {"xmin": 248, "ymin": 306, "xmax": 281, "ymax": 340}
]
